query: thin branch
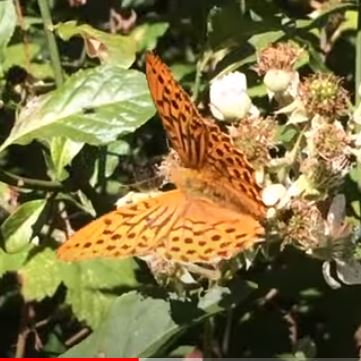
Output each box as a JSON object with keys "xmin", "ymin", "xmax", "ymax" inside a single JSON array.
[
  {"xmin": 37, "ymin": 0, "xmax": 64, "ymax": 87},
  {"xmin": 65, "ymin": 328, "xmax": 91, "ymax": 347},
  {"xmin": 0, "ymin": 169, "xmax": 63, "ymax": 191}
]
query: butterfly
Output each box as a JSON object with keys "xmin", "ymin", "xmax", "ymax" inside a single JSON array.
[{"xmin": 57, "ymin": 52, "xmax": 266, "ymax": 264}]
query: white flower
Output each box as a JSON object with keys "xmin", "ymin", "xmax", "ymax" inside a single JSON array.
[
  {"xmin": 262, "ymin": 183, "xmax": 287, "ymax": 207},
  {"xmin": 209, "ymin": 72, "xmax": 252, "ymax": 121}
]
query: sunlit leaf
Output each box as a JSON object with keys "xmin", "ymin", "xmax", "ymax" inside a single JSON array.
[
  {"xmin": 60, "ymin": 258, "xmax": 139, "ymax": 328},
  {"xmin": 0, "ymin": 65, "xmax": 155, "ymax": 152},
  {"xmin": 48, "ymin": 137, "xmax": 84, "ymax": 181},
  {"xmin": 131, "ymin": 22, "xmax": 169, "ymax": 51},
  {"xmin": 1, "ymin": 200, "xmax": 46, "ymax": 253},
  {"xmin": 19, "ymin": 248, "xmax": 62, "ymax": 301},
  {"xmin": 0, "ymin": 0, "xmax": 16, "ymax": 73},
  {"xmin": 60, "ymin": 282, "xmax": 254, "ymax": 357},
  {"xmin": 55, "ymin": 21, "xmax": 136, "ymax": 68}
]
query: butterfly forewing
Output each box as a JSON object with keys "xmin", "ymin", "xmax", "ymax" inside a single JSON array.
[{"xmin": 146, "ymin": 53, "xmax": 208, "ymax": 169}]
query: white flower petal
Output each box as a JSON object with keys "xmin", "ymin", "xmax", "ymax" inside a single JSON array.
[
  {"xmin": 335, "ymin": 259, "xmax": 361, "ymax": 285},
  {"xmin": 322, "ymin": 261, "xmax": 341, "ymax": 289},
  {"xmin": 262, "ymin": 183, "xmax": 287, "ymax": 206},
  {"xmin": 209, "ymin": 71, "xmax": 252, "ymax": 120},
  {"xmin": 326, "ymin": 194, "xmax": 346, "ymax": 235}
]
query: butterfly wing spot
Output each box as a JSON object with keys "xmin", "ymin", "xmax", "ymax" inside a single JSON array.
[
  {"xmin": 180, "ymin": 255, "xmax": 189, "ymax": 262},
  {"xmin": 103, "ymin": 230, "xmax": 112, "ymax": 235},
  {"xmin": 198, "ymin": 241, "xmax": 206, "ymax": 247},
  {"xmin": 83, "ymin": 242, "xmax": 91, "ymax": 248},
  {"xmin": 225, "ymin": 228, "xmax": 236, "ymax": 234},
  {"xmin": 171, "ymin": 100, "xmax": 179, "ymax": 110},
  {"xmin": 204, "ymin": 248, "xmax": 213, "ymax": 254},
  {"xmin": 157, "ymin": 74, "xmax": 165, "ymax": 84},
  {"xmin": 211, "ymin": 234, "xmax": 221, "ymax": 241},
  {"xmin": 187, "ymin": 249, "xmax": 196, "ymax": 255},
  {"xmin": 184, "ymin": 237, "xmax": 193, "ymax": 244},
  {"xmin": 110, "ymin": 234, "xmax": 121, "ymax": 241},
  {"xmin": 106, "ymin": 245, "xmax": 116, "ymax": 251},
  {"xmin": 103, "ymin": 218, "xmax": 112, "ymax": 226},
  {"xmin": 220, "ymin": 242, "xmax": 231, "ymax": 248},
  {"xmin": 217, "ymin": 251, "xmax": 228, "ymax": 258},
  {"xmin": 96, "ymin": 239, "xmax": 104, "ymax": 244},
  {"xmin": 235, "ymin": 233, "xmax": 247, "ymax": 240},
  {"xmin": 170, "ymin": 246, "xmax": 180, "ymax": 252}
]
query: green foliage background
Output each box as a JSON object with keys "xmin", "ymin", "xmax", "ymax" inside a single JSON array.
[{"xmin": 0, "ymin": 0, "xmax": 360, "ymax": 358}]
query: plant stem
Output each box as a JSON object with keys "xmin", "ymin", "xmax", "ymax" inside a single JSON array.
[
  {"xmin": 192, "ymin": 51, "xmax": 211, "ymax": 102},
  {"xmin": 356, "ymin": 0, "xmax": 361, "ymax": 106},
  {"xmin": 98, "ymin": 146, "xmax": 107, "ymax": 195},
  {"xmin": 0, "ymin": 169, "xmax": 63, "ymax": 191},
  {"xmin": 37, "ymin": 0, "xmax": 64, "ymax": 87},
  {"xmin": 14, "ymin": 0, "xmax": 31, "ymax": 72}
]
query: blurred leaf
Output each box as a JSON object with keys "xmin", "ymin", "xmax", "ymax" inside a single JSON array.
[
  {"xmin": 49, "ymin": 137, "xmax": 84, "ymax": 181},
  {"xmin": 0, "ymin": 0, "xmax": 16, "ymax": 73},
  {"xmin": 122, "ymin": 0, "xmax": 155, "ymax": 7},
  {"xmin": 277, "ymin": 125, "xmax": 298, "ymax": 144},
  {"xmin": 131, "ymin": 22, "xmax": 169, "ymax": 51},
  {"xmin": 60, "ymin": 282, "xmax": 254, "ymax": 357},
  {"xmin": 19, "ymin": 248, "xmax": 62, "ymax": 301},
  {"xmin": 0, "ymin": 65, "xmax": 155, "ymax": 152},
  {"xmin": 55, "ymin": 21, "xmax": 136, "ymax": 68},
  {"xmin": 1, "ymin": 200, "xmax": 46, "ymax": 253},
  {"xmin": 207, "ymin": 2, "xmax": 279, "ymax": 50},
  {"xmin": 104, "ymin": 140, "xmax": 130, "ymax": 178},
  {"xmin": 248, "ymin": 30, "xmax": 284, "ymax": 50},
  {"xmin": 60, "ymin": 258, "xmax": 139, "ymax": 328},
  {"xmin": 2, "ymin": 43, "xmax": 54, "ymax": 78},
  {"xmin": 0, "ymin": 245, "xmax": 31, "ymax": 278}
]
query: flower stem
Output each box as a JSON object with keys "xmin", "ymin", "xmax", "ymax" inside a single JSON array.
[{"xmin": 37, "ymin": 0, "xmax": 64, "ymax": 87}]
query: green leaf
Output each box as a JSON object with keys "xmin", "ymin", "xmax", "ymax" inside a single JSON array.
[
  {"xmin": 19, "ymin": 248, "xmax": 62, "ymax": 301},
  {"xmin": 2, "ymin": 43, "xmax": 54, "ymax": 78},
  {"xmin": 207, "ymin": 2, "xmax": 279, "ymax": 51},
  {"xmin": 1, "ymin": 200, "xmax": 46, "ymax": 253},
  {"xmin": 0, "ymin": 245, "xmax": 31, "ymax": 278},
  {"xmin": 60, "ymin": 258, "xmax": 139, "ymax": 328},
  {"xmin": 0, "ymin": 65, "xmax": 155, "ymax": 152},
  {"xmin": 55, "ymin": 21, "xmax": 136, "ymax": 68},
  {"xmin": 48, "ymin": 137, "xmax": 84, "ymax": 181},
  {"xmin": 0, "ymin": 0, "xmax": 16, "ymax": 72},
  {"xmin": 60, "ymin": 281, "xmax": 254, "ymax": 357},
  {"xmin": 131, "ymin": 22, "xmax": 169, "ymax": 51},
  {"xmin": 104, "ymin": 140, "xmax": 130, "ymax": 178}
]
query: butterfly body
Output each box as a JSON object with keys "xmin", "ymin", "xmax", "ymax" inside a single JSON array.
[{"xmin": 57, "ymin": 52, "xmax": 265, "ymax": 265}]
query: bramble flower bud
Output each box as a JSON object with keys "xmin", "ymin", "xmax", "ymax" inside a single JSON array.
[
  {"xmin": 255, "ymin": 42, "xmax": 303, "ymax": 75},
  {"xmin": 263, "ymin": 69, "xmax": 294, "ymax": 94},
  {"xmin": 229, "ymin": 116, "xmax": 276, "ymax": 166},
  {"xmin": 209, "ymin": 72, "xmax": 253, "ymax": 121},
  {"xmin": 299, "ymin": 73, "xmax": 349, "ymax": 119}
]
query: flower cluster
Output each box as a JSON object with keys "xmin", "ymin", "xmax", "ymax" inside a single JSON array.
[{"xmin": 209, "ymin": 41, "xmax": 360, "ymax": 286}]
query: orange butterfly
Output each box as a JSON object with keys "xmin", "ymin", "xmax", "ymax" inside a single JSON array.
[{"xmin": 57, "ymin": 53, "xmax": 265, "ymax": 264}]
